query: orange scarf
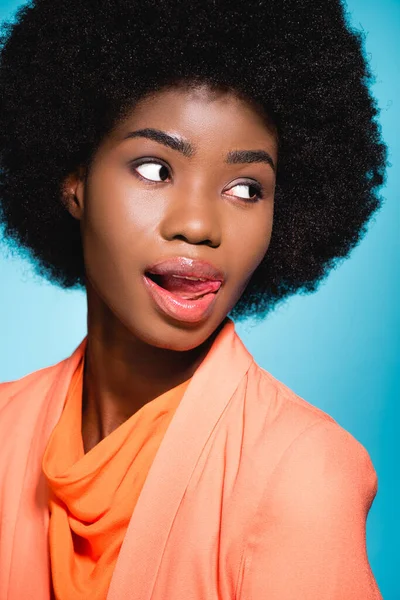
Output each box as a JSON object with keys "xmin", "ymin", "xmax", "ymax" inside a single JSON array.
[{"xmin": 42, "ymin": 356, "xmax": 191, "ymax": 600}]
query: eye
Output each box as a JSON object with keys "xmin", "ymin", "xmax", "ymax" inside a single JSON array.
[
  {"xmin": 224, "ymin": 181, "xmax": 263, "ymax": 203},
  {"xmin": 133, "ymin": 161, "xmax": 170, "ymax": 183}
]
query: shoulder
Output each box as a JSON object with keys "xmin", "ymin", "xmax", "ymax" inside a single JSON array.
[
  {"xmin": 249, "ymin": 360, "xmax": 337, "ymax": 424},
  {"xmin": 266, "ymin": 418, "xmax": 378, "ymax": 522},
  {"xmin": 0, "ymin": 338, "xmax": 86, "ymax": 413},
  {"xmin": 245, "ymin": 361, "xmax": 377, "ymax": 504},
  {"xmin": 0, "ymin": 360, "xmax": 65, "ymax": 413},
  {"xmin": 244, "ymin": 360, "xmax": 338, "ymax": 453},
  {"xmin": 239, "ymin": 365, "xmax": 381, "ymax": 600}
]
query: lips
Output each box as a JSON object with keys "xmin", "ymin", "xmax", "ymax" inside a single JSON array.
[
  {"xmin": 145, "ymin": 256, "xmax": 224, "ymax": 300},
  {"xmin": 146, "ymin": 273, "xmax": 221, "ymax": 299}
]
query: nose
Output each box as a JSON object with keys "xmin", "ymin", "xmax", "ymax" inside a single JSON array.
[{"xmin": 159, "ymin": 185, "xmax": 222, "ymax": 248}]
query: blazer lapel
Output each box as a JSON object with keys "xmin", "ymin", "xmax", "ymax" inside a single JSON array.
[
  {"xmin": 6, "ymin": 340, "xmax": 86, "ymax": 600},
  {"xmin": 107, "ymin": 317, "xmax": 254, "ymax": 600}
]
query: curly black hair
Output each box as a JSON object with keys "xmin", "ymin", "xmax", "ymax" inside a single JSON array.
[{"xmin": 0, "ymin": 0, "xmax": 387, "ymax": 322}]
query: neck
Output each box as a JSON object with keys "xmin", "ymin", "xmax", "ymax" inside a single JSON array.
[{"xmin": 81, "ymin": 288, "xmax": 223, "ymax": 453}]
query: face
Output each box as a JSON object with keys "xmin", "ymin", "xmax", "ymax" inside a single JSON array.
[{"xmin": 67, "ymin": 85, "xmax": 277, "ymax": 351}]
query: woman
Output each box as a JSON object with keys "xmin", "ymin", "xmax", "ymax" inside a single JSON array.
[{"xmin": 0, "ymin": 0, "xmax": 386, "ymax": 598}]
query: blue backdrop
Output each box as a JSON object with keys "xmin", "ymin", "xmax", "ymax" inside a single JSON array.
[{"xmin": 0, "ymin": 0, "xmax": 398, "ymax": 597}]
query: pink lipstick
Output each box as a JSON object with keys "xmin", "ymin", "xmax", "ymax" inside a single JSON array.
[{"xmin": 143, "ymin": 256, "xmax": 224, "ymax": 323}]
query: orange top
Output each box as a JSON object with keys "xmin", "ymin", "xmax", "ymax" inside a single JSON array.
[{"xmin": 42, "ymin": 356, "xmax": 191, "ymax": 600}]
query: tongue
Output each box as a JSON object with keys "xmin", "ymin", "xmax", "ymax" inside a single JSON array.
[{"xmin": 150, "ymin": 274, "xmax": 221, "ymax": 299}]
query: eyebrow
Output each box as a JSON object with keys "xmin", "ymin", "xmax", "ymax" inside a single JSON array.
[
  {"xmin": 124, "ymin": 128, "xmax": 194, "ymax": 158},
  {"xmin": 226, "ymin": 150, "xmax": 276, "ymax": 172},
  {"xmin": 124, "ymin": 128, "xmax": 275, "ymax": 172}
]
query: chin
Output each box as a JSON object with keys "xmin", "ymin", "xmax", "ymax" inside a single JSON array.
[{"xmin": 130, "ymin": 313, "xmax": 222, "ymax": 353}]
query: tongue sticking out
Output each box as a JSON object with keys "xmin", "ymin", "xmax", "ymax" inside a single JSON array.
[{"xmin": 147, "ymin": 273, "xmax": 221, "ymax": 299}]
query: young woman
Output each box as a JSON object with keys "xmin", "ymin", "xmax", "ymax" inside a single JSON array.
[{"xmin": 0, "ymin": 0, "xmax": 386, "ymax": 598}]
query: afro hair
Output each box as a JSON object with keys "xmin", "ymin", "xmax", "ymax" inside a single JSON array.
[{"xmin": 0, "ymin": 0, "xmax": 387, "ymax": 321}]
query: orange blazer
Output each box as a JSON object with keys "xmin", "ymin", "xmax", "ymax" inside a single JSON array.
[{"xmin": 0, "ymin": 318, "xmax": 382, "ymax": 599}]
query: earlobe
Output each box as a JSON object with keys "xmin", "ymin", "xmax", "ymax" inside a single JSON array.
[{"xmin": 61, "ymin": 167, "xmax": 86, "ymax": 220}]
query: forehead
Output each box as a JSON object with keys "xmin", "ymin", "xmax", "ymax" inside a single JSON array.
[{"xmin": 112, "ymin": 85, "xmax": 278, "ymax": 154}]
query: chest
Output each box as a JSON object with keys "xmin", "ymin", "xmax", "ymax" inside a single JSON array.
[{"xmin": 1, "ymin": 402, "xmax": 265, "ymax": 600}]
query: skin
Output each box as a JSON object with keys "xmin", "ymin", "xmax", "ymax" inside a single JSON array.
[{"xmin": 64, "ymin": 85, "xmax": 278, "ymax": 453}]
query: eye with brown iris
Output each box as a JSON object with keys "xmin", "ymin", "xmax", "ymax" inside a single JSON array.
[{"xmin": 131, "ymin": 160, "xmax": 264, "ymax": 203}]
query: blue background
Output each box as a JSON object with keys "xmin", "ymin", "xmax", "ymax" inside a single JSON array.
[{"xmin": 0, "ymin": 0, "xmax": 398, "ymax": 596}]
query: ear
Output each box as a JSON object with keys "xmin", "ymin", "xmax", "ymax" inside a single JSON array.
[{"xmin": 61, "ymin": 166, "xmax": 86, "ymax": 220}]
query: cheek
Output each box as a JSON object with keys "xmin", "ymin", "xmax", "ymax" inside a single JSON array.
[
  {"xmin": 80, "ymin": 188, "xmax": 148, "ymax": 307},
  {"xmin": 82, "ymin": 170, "xmax": 156, "ymax": 266},
  {"xmin": 232, "ymin": 205, "xmax": 274, "ymax": 282}
]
